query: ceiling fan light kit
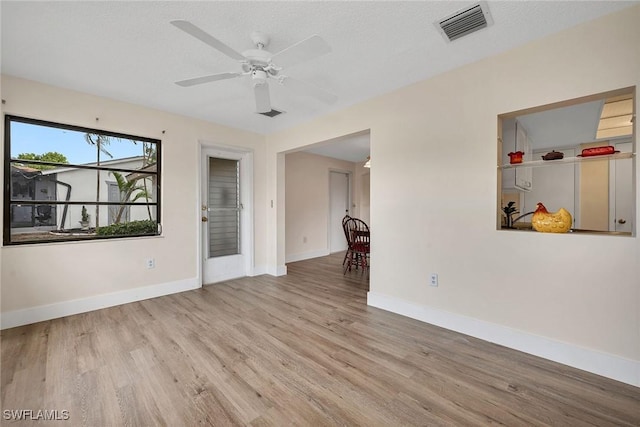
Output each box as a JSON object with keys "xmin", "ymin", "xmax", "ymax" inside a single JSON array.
[
  {"xmin": 251, "ymin": 69, "xmax": 268, "ymax": 86},
  {"xmin": 171, "ymin": 20, "xmax": 337, "ymax": 114}
]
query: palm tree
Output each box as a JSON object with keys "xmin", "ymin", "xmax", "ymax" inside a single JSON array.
[
  {"xmin": 110, "ymin": 171, "xmax": 151, "ymax": 224},
  {"xmin": 84, "ymin": 133, "xmax": 113, "ymax": 228}
]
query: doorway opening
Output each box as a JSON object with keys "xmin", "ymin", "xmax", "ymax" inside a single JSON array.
[{"xmin": 283, "ymin": 130, "xmax": 370, "ymax": 268}]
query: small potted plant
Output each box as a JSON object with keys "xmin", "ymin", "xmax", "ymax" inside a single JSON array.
[
  {"xmin": 79, "ymin": 205, "xmax": 90, "ymax": 230},
  {"xmin": 502, "ymin": 201, "xmax": 518, "ymax": 229}
]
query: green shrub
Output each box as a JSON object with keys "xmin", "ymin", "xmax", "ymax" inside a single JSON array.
[{"xmin": 96, "ymin": 220, "xmax": 157, "ymax": 236}]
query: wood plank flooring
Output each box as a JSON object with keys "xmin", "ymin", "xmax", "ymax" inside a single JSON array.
[{"xmin": 2, "ymin": 253, "xmax": 639, "ymax": 426}]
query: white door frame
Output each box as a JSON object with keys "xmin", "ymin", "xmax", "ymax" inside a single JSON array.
[
  {"xmin": 198, "ymin": 142, "xmax": 254, "ymax": 285},
  {"xmin": 328, "ymin": 169, "xmax": 352, "ymax": 254}
]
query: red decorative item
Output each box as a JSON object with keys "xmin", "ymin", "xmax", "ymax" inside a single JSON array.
[
  {"xmin": 508, "ymin": 151, "xmax": 524, "ymax": 164},
  {"xmin": 580, "ymin": 146, "xmax": 616, "ymax": 157}
]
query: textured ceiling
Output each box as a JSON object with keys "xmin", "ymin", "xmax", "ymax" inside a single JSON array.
[
  {"xmin": 1, "ymin": 1, "xmax": 637, "ymax": 161},
  {"xmin": 304, "ymin": 131, "xmax": 371, "ymax": 163}
]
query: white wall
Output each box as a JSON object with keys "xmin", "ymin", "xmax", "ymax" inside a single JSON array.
[
  {"xmin": 267, "ymin": 6, "xmax": 640, "ymax": 386},
  {"xmin": 285, "ymin": 151, "xmax": 355, "ymax": 262},
  {"xmin": 1, "ymin": 75, "xmax": 267, "ymax": 325},
  {"xmin": 354, "ymin": 162, "xmax": 370, "ymax": 225}
]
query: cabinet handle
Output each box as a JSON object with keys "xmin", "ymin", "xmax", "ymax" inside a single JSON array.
[{"xmin": 618, "ymin": 219, "xmax": 626, "ymax": 224}]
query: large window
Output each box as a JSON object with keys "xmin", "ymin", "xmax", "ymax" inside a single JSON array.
[{"xmin": 4, "ymin": 115, "xmax": 161, "ymax": 245}]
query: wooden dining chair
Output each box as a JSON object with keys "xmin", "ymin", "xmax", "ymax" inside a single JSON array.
[
  {"xmin": 343, "ymin": 217, "xmax": 370, "ymax": 274},
  {"xmin": 341, "ymin": 213, "xmax": 352, "ymax": 267}
]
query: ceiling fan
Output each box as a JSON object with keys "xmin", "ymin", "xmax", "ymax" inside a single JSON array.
[{"xmin": 171, "ymin": 20, "xmax": 338, "ymax": 113}]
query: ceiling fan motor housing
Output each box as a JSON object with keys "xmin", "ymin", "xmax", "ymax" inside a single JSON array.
[
  {"xmin": 251, "ymin": 69, "xmax": 268, "ymax": 86},
  {"xmin": 243, "ymin": 49, "xmax": 271, "ymax": 66}
]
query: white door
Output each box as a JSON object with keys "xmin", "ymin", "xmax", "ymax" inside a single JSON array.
[
  {"xmin": 201, "ymin": 146, "xmax": 253, "ymax": 284},
  {"xmin": 610, "ymin": 142, "xmax": 632, "ymax": 233},
  {"xmin": 329, "ymin": 171, "xmax": 350, "ymax": 253}
]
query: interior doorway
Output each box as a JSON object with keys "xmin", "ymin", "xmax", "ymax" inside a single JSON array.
[{"xmin": 281, "ymin": 129, "xmax": 370, "ymax": 268}]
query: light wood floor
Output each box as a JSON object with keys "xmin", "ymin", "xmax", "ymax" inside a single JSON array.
[{"xmin": 2, "ymin": 253, "xmax": 639, "ymax": 426}]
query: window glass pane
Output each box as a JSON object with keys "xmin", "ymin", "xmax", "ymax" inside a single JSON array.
[
  {"xmin": 9, "ymin": 203, "xmax": 158, "ymax": 243},
  {"xmin": 109, "ymin": 171, "xmax": 158, "ymax": 204},
  {"xmin": 10, "ymin": 167, "xmax": 158, "ymax": 204},
  {"xmin": 5, "ymin": 116, "xmax": 161, "ymax": 245},
  {"xmin": 208, "ymin": 157, "xmax": 240, "ymax": 257},
  {"xmin": 208, "ymin": 158, "xmax": 239, "ymax": 209},
  {"xmin": 10, "ymin": 121, "xmax": 155, "ymax": 168},
  {"xmin": 209, "ymin": 210, "xmax": 239, "ymax": 257},
  {"xmin": 10, "ymin": 121, "xmax": 96, "ymax": 165}
]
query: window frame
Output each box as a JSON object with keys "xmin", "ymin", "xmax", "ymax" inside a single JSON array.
[{"xmin": 3, "ymin": 115, "xmax": 162, "ymax": 245}]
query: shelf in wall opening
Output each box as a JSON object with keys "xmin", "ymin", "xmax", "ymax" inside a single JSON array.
[{"xmin": 499, "ymin": 151, "xmax": 634, "ymax": 169}]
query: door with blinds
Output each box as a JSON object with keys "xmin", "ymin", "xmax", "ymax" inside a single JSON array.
[{"xmin": 201, "ymin": 147, "xmax": 253, "ymax": 284}]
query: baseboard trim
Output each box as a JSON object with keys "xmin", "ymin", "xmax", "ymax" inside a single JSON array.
[
  {"xmin": 367, "ymin": 291, "xmax": 639, "ymax": 388},
  {"xmin": 251, "ymin": 265, "xmax": 268, "ymax": 276},
  {"xmin": 285, "ymin": 249, "xmax": 330, "ymax": 263},
  {"xmin": 276, "ymin": 264, "xmax": 288, "ymax": 276},
  {"xmin": 1, "ymin": 278, "xmax": 200, "ymax": 330}
]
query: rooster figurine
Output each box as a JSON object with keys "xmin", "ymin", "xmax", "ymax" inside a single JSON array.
[{"xmin": 531, "ymin": 202, "xmax": 572, "ymax": 233}]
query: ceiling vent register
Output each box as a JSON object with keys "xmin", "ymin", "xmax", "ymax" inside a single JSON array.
[
  {"xmin": 436, "ymin": 2, "xmax": 494, "ymax": 42},
  {"xmin": 258, "ymin": 109, "xmax": 284, "ymax": 118}
]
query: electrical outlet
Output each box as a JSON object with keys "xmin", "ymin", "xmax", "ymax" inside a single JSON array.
[
  {"xmin": 430, "ymin": 273, "xmax": 438, "ymax": 287},
  {"xmin": 146, "ymin": 258, "xmax": 155, "ymax": 269},
  {"xmin": 303, "ymin": 236, "xmax": 307, "ymax": 243}
]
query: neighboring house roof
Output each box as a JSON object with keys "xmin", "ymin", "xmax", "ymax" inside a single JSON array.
[
  {"xmin": 125, "ymin": 162, "xmax": 157, "ymax": 182},
  {"xmin": 40, "ymin": 155, "xmax": 145, "ymax": 175},
  {"xmin": 10, "ymin": 164, "xmax": 42, "ymax": 178}
]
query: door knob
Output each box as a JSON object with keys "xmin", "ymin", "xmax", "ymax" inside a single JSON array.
[
  {"xmin": 201, "ymin": 216, "xmax": 208, "ymax": 222},
  {"xmin": 618, "ymin": 219, "xmax": 626, "ymax": 224}
]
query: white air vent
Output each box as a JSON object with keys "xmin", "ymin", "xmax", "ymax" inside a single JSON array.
[{"xmin": 435, "ymin": 2, "xmax": 493, "ymax": 42}]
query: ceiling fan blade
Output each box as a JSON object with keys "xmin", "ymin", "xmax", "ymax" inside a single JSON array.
[
  {"xmin": 280, "ymin": 76, "xmax": 337, "ymax": 105},
  {"xmin": 175, "ymin": 72, "xmax": 241, "ymax": 87},
  {"xmin": 254, "ymin": 83, "xmax": 271, "ymax": 113},
  {"xmin": 171, "ymin": 20, "xmax": 246, "ymax": 62},
  {"xmin": 271, "ymin": 35, "xmax": 331, "ymax": 68}
]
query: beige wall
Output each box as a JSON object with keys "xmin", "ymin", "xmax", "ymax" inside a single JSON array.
[
  {"xmin": 1, "ymin": 75, "xmax": 267, "ymax": 313},
  {"xmin": 354, "ymin": 162, "xmax": 370, "ymax": 225},
  {"xmin": 267, "ymin": 5, "xmax": 640, "ymax": 370},
  {"xmin": 285, "ymin": 151, "xmax": 355, "ymax": 261}
]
